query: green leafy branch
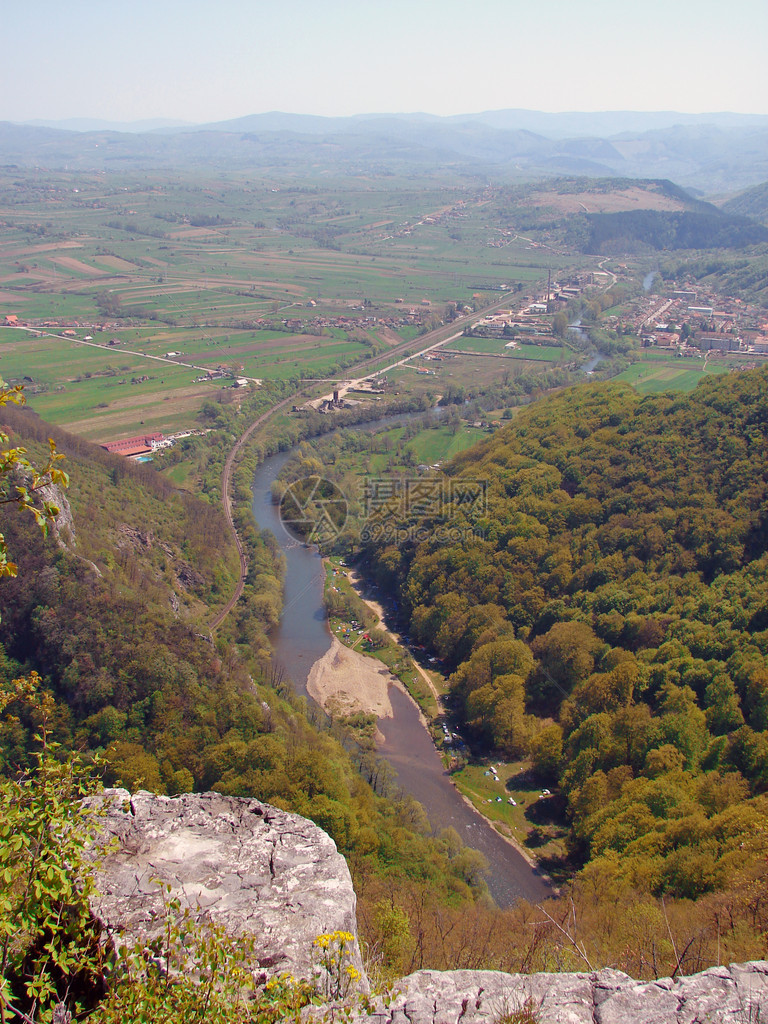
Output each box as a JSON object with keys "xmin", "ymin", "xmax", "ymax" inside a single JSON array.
[
  {"xmin": 0, "ymin": 381, "xmax": 69, "ymax": 580},
  {"xmin": 0, "ymin": 675, "xmax": 104, "ymax": 1024}
]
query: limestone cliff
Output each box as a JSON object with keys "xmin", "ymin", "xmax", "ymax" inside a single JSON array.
[
  {"xmin": 348, "ymin": 964, "xmax": 768, "ymax": 1023},
  {"xmin": 92, "ymin": 791, "xmax": 768, "ymax": 1023},
  {"xmin": 90, "ymin": 789, "xmax": 365, "ymax": 984}
]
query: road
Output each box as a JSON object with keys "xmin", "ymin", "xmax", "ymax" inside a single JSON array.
[
  {"xmin": 310, "ymin": 331, "xmax": 465, "ymax": 405},
  {"xmin": 209, "ymin": 297, "xmax": 516, "ymax": 630},
  {"xmin": 595, "ymin": 258, "xmax": 617, "ymax": 284},
  {"xmin": 208, "ymin": 391, "xmax": 299, "ymax": 630},
  {"xmin": 638, "ymin": 298, "xmax": 674, "ymax": 331},
  {"xmin": 7, "ymin": 325, "xmax": 262, "ymax": 383}
]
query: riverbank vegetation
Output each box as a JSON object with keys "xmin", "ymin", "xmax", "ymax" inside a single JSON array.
[
  {"xmin": 0, "ymin": 403, "xmax": 510, "ymax": 1007},
  {"xmin": 322, "ymin": 558, "xmax": 439, "ymax": 719}
]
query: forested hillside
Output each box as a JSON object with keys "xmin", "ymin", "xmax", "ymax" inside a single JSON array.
[
  {"xmin": 363, "ymin": 368, "xmax": 768, "ymax": 905},
  {"xmin": 720, "ymin": 180, "xmax": 768, "ymax": 225},
  {"xmin": 570, "ymin": 208, "xmax": 768, "ymax": 253},
  {"xmin": 0, "ymin": 405, "xmax": 495, "ymax": 974}
]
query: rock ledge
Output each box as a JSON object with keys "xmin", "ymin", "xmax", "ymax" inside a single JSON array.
[
  {"xmin": 91, "ymin": 789, "xmax": 364, "ymax": 983},
  {"xmin": 349, "ymin": 963, "xmax": 768, "ymax": 1023},
  {"xmin": 90, "ymin": 791, "xmax": 768, "ymax": 1023}
]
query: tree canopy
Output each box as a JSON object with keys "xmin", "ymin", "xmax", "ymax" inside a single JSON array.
[{"xmin": 364, "ymin": 367, "xmax": 768, "ymax": 901}]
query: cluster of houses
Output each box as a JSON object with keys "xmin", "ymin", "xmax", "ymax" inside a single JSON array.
[
  {"xmin": 627, "ymin": 287, "xmax": 768, "ymax": 355},
  {"xmin": 273, "ymin": 309, "xmax": 431, "ymax": 333},
  {"xmin": 463, "ymin": 277, "xmax": 768, "ymax": 358}
]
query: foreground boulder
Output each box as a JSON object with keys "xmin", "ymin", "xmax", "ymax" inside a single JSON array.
[
  {"xmin": 90, "ymin": 791, "xmax": 768, "ymax": 1023},
  {"xmin": 90, "ymin": 789, "xmax": 366, "ymax": 985},
  {"xmin": 348, "ymin": 964, "xmax": 768, "ymax": 1023}
]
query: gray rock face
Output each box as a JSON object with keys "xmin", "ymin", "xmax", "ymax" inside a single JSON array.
[
  {"xmin": 90, "ymin": 790, "xmax": 768, "ymax": 1022},
  {"xmin": 349, "ymin": 963, "xmax": 768, "ymax": 1023},
  {"xmin": 90, "ymin": 789, "xmax": 365, "ymax": 985}
]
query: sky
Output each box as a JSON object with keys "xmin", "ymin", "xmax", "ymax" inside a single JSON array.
[{"xmin": 4, "ymin": 0, "xmax": 768, "ymax": 124}]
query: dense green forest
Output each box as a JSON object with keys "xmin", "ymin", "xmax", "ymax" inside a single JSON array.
[
  {"xmin": 363, "ymin": 368, "xmax": 768, "ymax": 914},
  {"xmin": 570, "ymin": 208, "xmax": 768, "ymax": 254},
  {"xmin": 0, "ymin": 404, "xmax": 501, "ymax": 992}
]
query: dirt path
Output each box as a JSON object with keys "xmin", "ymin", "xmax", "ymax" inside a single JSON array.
[{"xmin": 346, "ymin": 569, "xmax": 442, "ymax": 707}]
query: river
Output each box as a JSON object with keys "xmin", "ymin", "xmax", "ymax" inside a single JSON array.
[
  {"xmin": 567, "ymin": 320, "xmax": 608, "ymax": 374},
  {"xmin": 250, "ymin": 447, "xmax": 552, "ymax": 907}
]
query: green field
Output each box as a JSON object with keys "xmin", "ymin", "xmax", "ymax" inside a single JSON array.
[
  {"xmin": 614, "ymin": 356, "xmax": 730, "ymax": 393},
  {"xmin": 406, "ymin": 424, "xmax": 490, "ymax": 463},
  {"xmin": 0, "ymin": 324, "xmax": 377, "ymax": 438},
  {"xmin": 10, "ymin": 167, "xmax": 720, "ymax": 440},
  {"xmin": 510, "ymin": 343, "xmax": 568, "ymax": 361},
  {"xmin": 450, "ymin": 337, "xmax": 516, "ymax": 355},
  {"xmin": 0, "ymin": 169, "xmax": 564, "ymax": 331},
  {"xmin": 449, "ymin": 338, "xmax": 567, "ymax": 362},
  {"xmin": 0, "ymin": 168, "xmax": 586, "ymax": 436},
  {"xmin": 0, "ymin": 327, "xmax": 224, "ymax": 438},
  {"xmin": 632, "ymin": 347, "xmax": 685, "ymax": 361}
]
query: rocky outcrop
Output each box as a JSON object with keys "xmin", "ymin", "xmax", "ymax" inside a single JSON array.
[
  {"xmin": 90, "ymin": 789, "xmax": 365, "ymax": 985},
  {"xmin": 89, "ymin": 790, "xmax": 768, "ymax": 1023},
  {"xmin": 348, "ymin": 964, "xmax": 768, "ymax": 1023},
  {"xmin": 39, "ymin": 479, "xmax": 102, "ymax": 575}
]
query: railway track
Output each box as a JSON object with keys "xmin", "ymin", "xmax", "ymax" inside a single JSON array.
[{"xmin": 208, "ymin": 294, "xmax": 521, "ymax": 630}]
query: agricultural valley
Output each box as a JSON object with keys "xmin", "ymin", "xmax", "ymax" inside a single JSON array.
[{"xmin": 2, "ymin": 111, "xmax": 768, "ymax": 1019}]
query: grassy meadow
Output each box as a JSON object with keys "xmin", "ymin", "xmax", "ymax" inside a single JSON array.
[
  {"xmin": 453, "ymin": 337, "xmax": 570, "ymax": 361},
  {"xmin": 613, "ymin": 353, "xmax": 731, "ymax": 393}
]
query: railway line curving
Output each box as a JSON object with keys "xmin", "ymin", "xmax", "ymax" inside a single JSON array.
[{"xmin": 209, "ymin": 296, "xmax": 516, "ymax": 630}]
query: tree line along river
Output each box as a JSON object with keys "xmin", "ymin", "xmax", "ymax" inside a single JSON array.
[{"xmin": 250, "ymin": 437, "xmax": 551, "ymax": 907}]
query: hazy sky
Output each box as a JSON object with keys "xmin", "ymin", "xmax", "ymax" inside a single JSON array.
[{"xmin": 5, "ymin": 0, "xmax": 767, "ymax": 123}]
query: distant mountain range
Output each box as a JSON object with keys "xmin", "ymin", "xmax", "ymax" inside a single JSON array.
[
  {"xmin": 23, "ymin": 117, "xmax": 193, "ymax": 133},
  {"xmin": 4, "ymin": 109, "xmax": 768, "ymax": 194}
]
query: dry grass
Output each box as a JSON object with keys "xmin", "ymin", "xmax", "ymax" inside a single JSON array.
[
  {"xmin": 526, "ymin": 186, "xmax": 686, "ymax": 214},
  {"xmin": 50, "ymin": 255, "xmax": 108, "ymax": 275}
]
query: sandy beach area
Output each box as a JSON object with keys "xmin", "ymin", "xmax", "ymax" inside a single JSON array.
[
  {"xmin": 346, "ymin": 568, "xmax": 441, "ymax": 705},
  {"xmin": 306, "ymin": 637, "xmax": 396, "ymax": 718}
]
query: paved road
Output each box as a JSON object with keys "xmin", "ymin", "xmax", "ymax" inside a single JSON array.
[
  {"xmin": 209, "ymin": 297, "xmax": 516, "ymax": 629},
  {"xmin": 8, "ymin": 325, "xmax": 262, "ymax": 383}
]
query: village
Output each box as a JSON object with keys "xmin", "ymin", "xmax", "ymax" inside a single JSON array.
[{"xmin": 465, "ymin": 272, "xmax": 768, "ymax": 357}]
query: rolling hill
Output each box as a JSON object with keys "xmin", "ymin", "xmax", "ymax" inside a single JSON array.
[{"xmin": 3, "ymin": 110, "xmax": 768, "ymax": 192}]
